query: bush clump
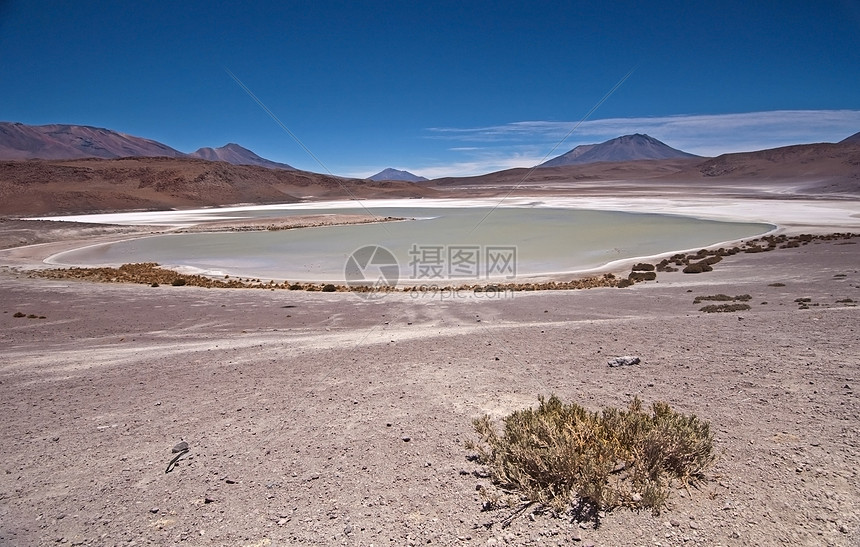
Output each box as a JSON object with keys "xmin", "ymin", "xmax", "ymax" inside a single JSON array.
[
  {"xmin": 632, "ymin": 263, "xmax": 655, "ymax": 272},
  {"xmin": 171, "ymin": 278, "xmax": 187, "ymax": 286},
  {"xmin": 682, "ymin": 262, "xmax": 712, "ymax": 273},
  {"xmin": 321, "ymin": 283, "xmax": 337, "ymax": 292},
  {"xmin": 468, "ymin": 395, "xmax": 715, "ymax": 516},
  {"xmin": 699, "ymin": 303, "xmax": 751, "ymax": 313},
  {"xmin": 693, "ymin": 294, "xmax": 751, "ymax": 304},
  {"xmin": 628, "ymin": 271, "xmax": 657, "ymax": 282}
]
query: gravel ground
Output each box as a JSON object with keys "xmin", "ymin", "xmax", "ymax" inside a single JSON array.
[{"xmin": 0, "ymin": 234, "xmax": 858, "ymax": 546}]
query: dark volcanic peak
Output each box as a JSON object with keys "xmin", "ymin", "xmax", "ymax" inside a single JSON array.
[
  {"xmin": 0, "ymin": 122, "xmax": 185, "ymax": 160},
  {"xmin": 840, "ymin": 131, "xmax": 860, "ymax": 144},
  {"xmin": 368, "ymin": 167, "xmax": 428, "ymax": 182},
  {"xmin": 189, "ymin": 143, "xmax": 294, "ymax": 170},
  {"xmin": 539, "ymin": 133, "xmax": 700, "ymax": 167}
]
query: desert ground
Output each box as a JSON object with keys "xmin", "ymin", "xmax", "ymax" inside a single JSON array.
[{"xmin": 1, "ymin": 193, "xmax": 859, "ymax": 546}]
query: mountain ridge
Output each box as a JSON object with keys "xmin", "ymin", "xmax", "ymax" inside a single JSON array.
[{"xmin": 0, "ymin": 122, "xmax": 294, "ymax": 170}]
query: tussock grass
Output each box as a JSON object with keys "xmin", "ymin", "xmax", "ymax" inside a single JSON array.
[{"xmin": 468, "ymin": 396, "xmax": 715, "ymax": 517}]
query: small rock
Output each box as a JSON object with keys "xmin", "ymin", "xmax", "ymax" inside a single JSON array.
[
  {"xmin": 344, "ymin": 524, "xmax": 353, "ymax": 535},
  {"xmin": 631, "ymin": 493, "xmax": 642, "ymax": 503},
  {"xmin": 608, "ymin": 356, "xmax": 640, "ymax": 367},
  {"xmin": 401, "ymin": 436, "xmax": 411, "ymax": 442},
  {"xmin": 149, "ymin": 508, "xmax": 159, "ymax": 514},
  {"xmin": 172, "ymin": 441, "xmax": 189, "ymax": 453}
]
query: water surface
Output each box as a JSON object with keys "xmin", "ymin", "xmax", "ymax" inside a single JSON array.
[{"xmin": 49, "ymin": 205, "xmax": 773, "ymax": 283}]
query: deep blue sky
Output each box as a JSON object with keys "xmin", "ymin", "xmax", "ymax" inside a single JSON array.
[{"xmin": 2, "ymin": 1, "xmax": 859, "ymax": 177}]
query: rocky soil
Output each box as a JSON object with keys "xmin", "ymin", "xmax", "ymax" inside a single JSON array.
[{"xmin": 0, "ymin": 235, "xmax": 858, "ymax": 545}]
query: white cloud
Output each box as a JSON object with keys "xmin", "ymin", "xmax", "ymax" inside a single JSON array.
[
  {"xmin": 344, "ymin": 110, "xmax": 860, "ymax": 180},
  {"xmin": 426, "ymin": 110, "xmax": 860, "ymax": 157}
]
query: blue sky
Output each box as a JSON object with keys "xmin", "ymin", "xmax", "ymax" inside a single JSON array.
[{"xmin": 1, "ymin": 1, "xmax": 859, "ymax": 178}]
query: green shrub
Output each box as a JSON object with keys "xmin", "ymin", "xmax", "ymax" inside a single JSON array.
[{"xmin": 468, "ymin": 395, "xmax": 715, "ymax": 516}]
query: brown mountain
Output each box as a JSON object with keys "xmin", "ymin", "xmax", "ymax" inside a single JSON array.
[
  {"xmin": 0, "ymin": 157, "xmax": 435, "ymax": 216},
  {"xmin": 430, "ymin": 140, "xmax": 860, "ymax": 197},
  {"xmin": 0, "ymin": 122, "xmax": 185, "ymax": 160},
  {"xmin": 539, "ymin": 134, "xmax": 700, "ymax": 167},
  {"xmin": 686, "ymin": 140, "xmax": 860, "ymax": 194},
  {"xmin": 840, "ymin": 131, "xmax": 860, "ymax": 144},
  {"xmin": 0, "ymin": 123, "xmax": 296, "ymax": 170},
  {"xmin": 189, "ymin": 143, "xmax": 294, "ymax": 170}
]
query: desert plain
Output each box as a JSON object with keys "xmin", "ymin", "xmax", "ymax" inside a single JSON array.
[{"xmin": 1, "ymin": 176, "xmax": 859, "ymax": 547}]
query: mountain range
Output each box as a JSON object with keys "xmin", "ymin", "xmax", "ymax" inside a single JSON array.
[
  {"xmin": 0, "ymin": 122, "xmax": 293, "ymax": 169},
  {"xmin": 539, "ymin": 133, "xmax": 700, "ymax": 167},
  {"xmin": 0, "ymin": 122, "xmax": 857, "ymax": 216}
]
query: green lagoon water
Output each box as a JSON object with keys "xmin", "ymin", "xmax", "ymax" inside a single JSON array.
[{"xmin": 49, "ymin": 205, "xmax": 773, "ymax": 283}]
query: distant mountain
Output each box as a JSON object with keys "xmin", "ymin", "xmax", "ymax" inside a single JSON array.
[
  {"xmin": 368, "ymin": 168, "xmax": 428, "ymax": 182},
  {"xmin": 0, "ymin": 122, "xmax": 293, "ymax": 170},
  {"xmin": 0, "ymin": 122, "xmax": 185, "ymax": 160},
  {"xmin": 189, "ymin": 143, "xmax": 294, "ymax": 170},
  {"xmin": 539, "ymin": 134, "xmax": 700, "ymax": 167},
  {"xmin": 840, "ymin": 131, "xmax": 860, "ymax": 144}
]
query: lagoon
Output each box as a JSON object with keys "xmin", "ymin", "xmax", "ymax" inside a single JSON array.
[{"xmin": 45, "ymin": 200, "xmax": 774, "ymax": 283}]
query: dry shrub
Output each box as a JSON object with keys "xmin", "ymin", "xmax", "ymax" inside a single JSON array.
[
  {"xmin": 469, "ymin": 395, "xmax": 714, "ymax": 516},
  {"xmin": 628, "ymin": 271, "xmax": 656, "ymax": 282},
  {"xmin": 698, "ymin": 303, "xmax": 751, "ymax": 313},
  {"xmin": 682, "ymin": 262, "xmax": 712, "ymax": 274},
  {"xmin": 632, "ymin": 263, "xmax": 655, "ymax": 271},
  {"xmin": 693, "ymin": 294, "xmax": 751, "ymax": 304}
]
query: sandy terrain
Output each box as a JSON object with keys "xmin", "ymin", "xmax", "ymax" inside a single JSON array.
[{"xmin": 1, "ymin": 194, "xmax": 859, "ymax": 546}]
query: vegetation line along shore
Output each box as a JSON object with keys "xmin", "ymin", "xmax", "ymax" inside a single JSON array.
[{"xmin": 27, "ymin": 232, "xmax": 858, "ymax": 292}]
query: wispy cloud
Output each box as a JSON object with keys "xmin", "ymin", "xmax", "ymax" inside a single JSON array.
[
  {"xmin": 426, "ymin": 110, "xmax": 860, "ymax": 157},
  {"xmin": 346, "ymin": 110, "xmax": 860, "ymax": 180}
]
